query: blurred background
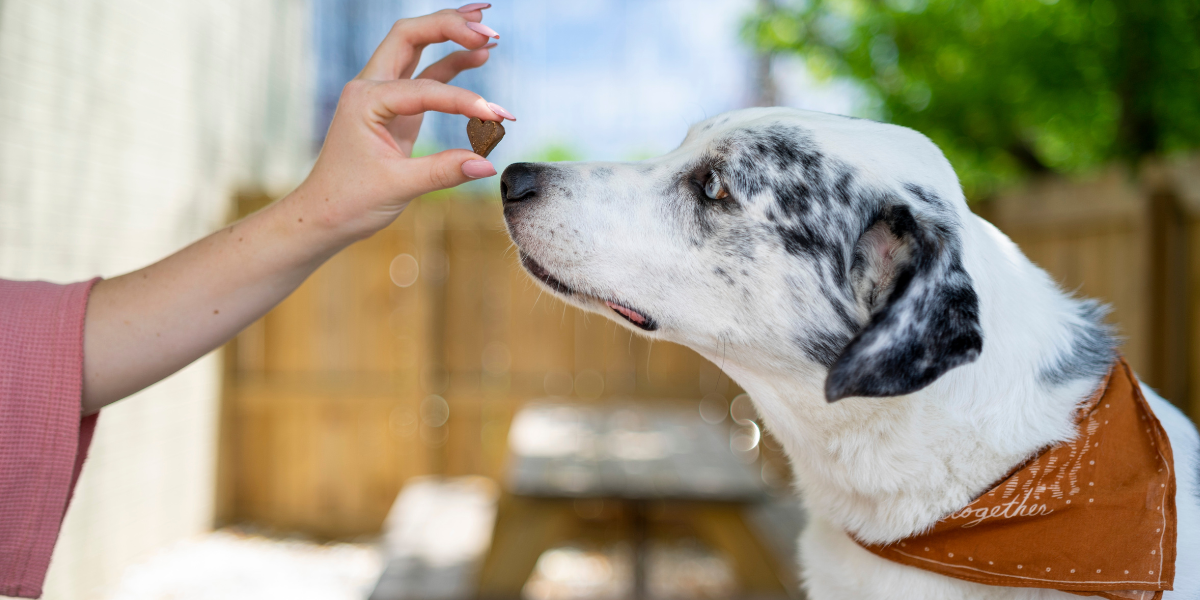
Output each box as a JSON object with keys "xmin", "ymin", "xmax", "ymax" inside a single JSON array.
[{"xmin": 0, "ymin": 0, "xmax": 1197, "ymax": 599}]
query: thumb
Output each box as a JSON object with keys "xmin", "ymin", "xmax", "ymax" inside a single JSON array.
[{"xmin": 405, "ymin": 149, "xmax": 497, "ymax": 196}]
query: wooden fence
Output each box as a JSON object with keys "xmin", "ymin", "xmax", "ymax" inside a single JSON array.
[{"xmin": 217, "ymin": 155, "xmax": 1200, "ymax": 538}]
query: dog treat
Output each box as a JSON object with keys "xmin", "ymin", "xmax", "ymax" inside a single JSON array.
[{"xmin": 467, "ymin": 117, "xmax": 505, "ymax": 158}]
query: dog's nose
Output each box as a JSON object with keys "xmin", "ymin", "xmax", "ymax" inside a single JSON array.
[{"xmin": 501, "ymin": 163, "xmax": 539, "ymax": 204}]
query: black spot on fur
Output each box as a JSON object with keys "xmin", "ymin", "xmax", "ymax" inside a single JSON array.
[
  {"xmin": 779, "ymin": 223, "xmax": 833, "ymax": 258},
  {"xmin": 714, "ymin": 266, "xmax": 735, "ymax": 286},
  {"xmin": 730, "ymin": 126, "xmax": 822, "ymax": 208},
  {"xmin": 825, "ymin": 203, "xmax": 983, "ymax": 401},
  {"xmin": 904, "ymin": 183, "xmax": 944, "ymax": 207},
  {"xmin": 832, "ymin": 169, "xmax": 856, "ymax": 206},
  {"xmin": 720, "ymin": 126, "xmax": 880, "ymax": 266},
  {"xmin": 591, "ymin": 167, "xmax": 614, "ymax": 180},
  {"xmin": 822, "ymin": 278, "xmax": 860, "ymax": 334},
  {"xmin": 1040, "ymin": 300, "xmax": 1117, "ymax": 385},
  {"xmin": 800, "ymin": 330, "xmax": 849, "ymax": 368}
]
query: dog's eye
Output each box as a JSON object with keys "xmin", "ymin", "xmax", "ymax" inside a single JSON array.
[{"xmin": 703, "ymin": 171, "xmax": 729, "ymax": 201}]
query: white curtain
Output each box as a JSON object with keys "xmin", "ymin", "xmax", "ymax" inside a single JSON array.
[{"xmin": 0, "ymin": 1, "xmax": 313, "ymax": 598}]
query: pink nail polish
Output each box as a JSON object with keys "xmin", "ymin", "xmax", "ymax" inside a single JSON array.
[
  {"xmin": 479, "ymin": 42, "xmax": 498, "ymax": 50},
  {"xmin": 487, "ymin": 102, "xmax": 516, "ymax": 121},
  {"xmin": 463, "ymin": 159, "xmax": 497, "ymax": 178},
  {"xmin": 457, "ymin": 3, "xmax": 491, "ymax": 12},
  {"xmin": 465, "ymin": 21, "xmax": 499, "ymax": 39}
]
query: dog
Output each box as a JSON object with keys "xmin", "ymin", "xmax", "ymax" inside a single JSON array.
[{"xmin": 499, "ymin": 107, "xmax": 1199, "ymax": 599}]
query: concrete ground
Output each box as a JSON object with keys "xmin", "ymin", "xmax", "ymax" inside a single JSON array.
[{"xmin": 106, "ymin": 530, "xmax": 382, "ymax": 600}]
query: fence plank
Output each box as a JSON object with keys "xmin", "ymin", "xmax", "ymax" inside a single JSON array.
[{"xmin": 1144, "ymin": 155, "xmax": 1200, "ymax": 424}]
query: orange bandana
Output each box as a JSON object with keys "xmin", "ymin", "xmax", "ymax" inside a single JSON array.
[{"xmin": 858, "ymin": 359, "xmax": 1177, "ymax": 600}]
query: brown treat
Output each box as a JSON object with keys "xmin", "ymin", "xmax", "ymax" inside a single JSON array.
[{"xmin": 467, "ymin": 117, "xmax": 505, "ymax": 158}]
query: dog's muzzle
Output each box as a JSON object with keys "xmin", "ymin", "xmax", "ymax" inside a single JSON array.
[{"xmin": 500, "ymin": 162, "xmax": 660, "ymax": 333}]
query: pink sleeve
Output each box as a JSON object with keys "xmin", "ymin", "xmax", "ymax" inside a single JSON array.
[{"xmin": 0, "ymin": 278, "xmax": 101, "ymax": 599}]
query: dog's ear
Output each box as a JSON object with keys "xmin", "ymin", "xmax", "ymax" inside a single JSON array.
[{"xmin": 824, "ymin": 204, "xmax": 983, "ymax": 402}]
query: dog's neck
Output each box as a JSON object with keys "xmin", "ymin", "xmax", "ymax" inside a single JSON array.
[{"xmin": 715, "ymin": 215, "xmax": 1110, "ymax": 544}]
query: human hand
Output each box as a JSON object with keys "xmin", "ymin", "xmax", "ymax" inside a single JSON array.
[{"xmin": 292, "ymin": 4, "xmax": 514, "ymax": 240}]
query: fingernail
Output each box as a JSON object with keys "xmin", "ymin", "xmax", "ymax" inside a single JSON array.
[
  {"xmin": 487, "ymin": 102, "xmax": 516, "ymax": 121},
  {"xmin": 479, "ymin": 42, "xmax": 498, "ymax": 50},
  {"xmin": 465, "ymin": 21, "xmax": 499, "ymax": 39},
  {"xmin": 463, "ymin": 159, "xmax": 497, "ymax": 178},
  {"xmin": 457, "ymin": 3, "xmax": 491, "ymax": 12}
]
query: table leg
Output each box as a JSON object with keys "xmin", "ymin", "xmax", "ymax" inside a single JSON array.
[
  {"xmin": 477, "ymin": 495, "xmax": 580, "ymax": 599},
  {"xmin": 631, "ymin": 500, "xmax": 648, "ymax": 600}
]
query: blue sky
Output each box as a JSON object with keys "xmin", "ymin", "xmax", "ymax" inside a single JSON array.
[{"xmin": 315, "ymin": 0, "xmax": 860, "ymax": 172}]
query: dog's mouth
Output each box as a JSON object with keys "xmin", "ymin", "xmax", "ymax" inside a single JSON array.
[
  {"xmin": 521, "ymin": 252, "xmax": 576, "ymax": 295},
  {"xmin": 519, "ymin": 253, "xmax": 659, "ymax": 332}
]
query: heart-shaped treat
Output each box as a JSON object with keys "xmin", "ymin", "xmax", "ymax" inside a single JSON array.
[{"xmin": 466, "ymin": 117, "xmax": 505, "ymax": 158}]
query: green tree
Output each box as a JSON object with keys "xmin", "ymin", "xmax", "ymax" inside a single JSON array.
[{"xmin": 746, "ymin": 0, "xmax": 1200, "ymax": 199}]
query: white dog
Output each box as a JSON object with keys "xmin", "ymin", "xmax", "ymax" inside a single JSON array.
[{"xmin": 500, "ymin": 107, "xmax": 1199, "ymax": 599}]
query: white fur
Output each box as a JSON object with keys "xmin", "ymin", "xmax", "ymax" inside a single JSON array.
[{"xmin": 503, "ymin": 108, "xmax": 1200, "ymax": 598}]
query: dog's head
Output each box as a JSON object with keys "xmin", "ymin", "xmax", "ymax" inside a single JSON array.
[{"xmin": 502, "ymin": 107, "xmax": 982, "ymax": 402}]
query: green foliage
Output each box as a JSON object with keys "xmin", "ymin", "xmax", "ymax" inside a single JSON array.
[
  {"xmin": 531, "ymin": 142, "xmax": 583, "ymax": 163},
  {"xmin": 746, "ymin": 0, "xmax": 1200, "ymax": 199}
]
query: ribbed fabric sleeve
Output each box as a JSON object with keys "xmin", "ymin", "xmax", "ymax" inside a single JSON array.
[{"xmin": 0, "ymin": 278, "xmax": 100, "ymax": 598}]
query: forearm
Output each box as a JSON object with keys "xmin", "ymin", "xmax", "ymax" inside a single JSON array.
[{"xmin": 81, "ymin": 190, "xmax": 352, "ymax": 414}]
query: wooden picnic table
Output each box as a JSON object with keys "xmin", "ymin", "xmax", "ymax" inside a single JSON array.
[
  {"xmin": 479, "ymin": 401, "xmax": 790, "ymax": 600},
  {"xmin": 369, "ymin": 401, "xmax": 802, "ymax": 600}
]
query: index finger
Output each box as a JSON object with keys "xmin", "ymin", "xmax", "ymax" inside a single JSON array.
[
  {"xmin": 359, "ymin": 10, "xmax": 497, "ymax": 81},
  {"xmin": 366, "ymin": 78, "xmax": 502, "ymax": 123}
]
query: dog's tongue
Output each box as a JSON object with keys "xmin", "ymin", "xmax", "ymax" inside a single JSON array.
[{"xmin": 605, "ymin": 300, "xmax": 648, "ymax": 325}]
